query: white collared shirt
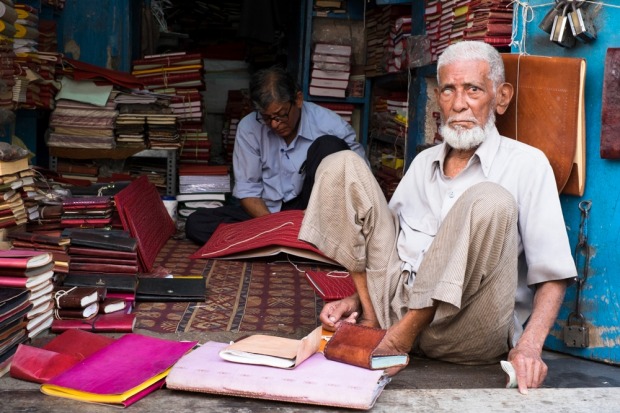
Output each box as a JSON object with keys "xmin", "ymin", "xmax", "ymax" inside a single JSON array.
[{"xmin": 389, "ymin": 126, "xmax": 576, "ymax": 326}]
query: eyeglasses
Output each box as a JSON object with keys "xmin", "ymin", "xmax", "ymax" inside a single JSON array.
[{"xmin": 256, "ymin": 102, "xmax": 293, "ymax": 125}]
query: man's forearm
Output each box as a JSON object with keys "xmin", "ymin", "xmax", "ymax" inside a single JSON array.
[
  {"xmin": 516, "ymin": 279, "xmax": 567, "ymax": 351},
  {"xmin": 240, "ymin": 197, "xmax": 271, "ymax": 218}
]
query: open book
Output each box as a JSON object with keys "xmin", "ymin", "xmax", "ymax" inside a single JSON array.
[{"xmin": 219, "ymin": 326, "xmax": 323, "ymax": 369}]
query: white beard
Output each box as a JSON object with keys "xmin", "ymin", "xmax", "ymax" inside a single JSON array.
[{"xmin": 439, "ymin": 112, "xmax": 496, "ymax": 150}]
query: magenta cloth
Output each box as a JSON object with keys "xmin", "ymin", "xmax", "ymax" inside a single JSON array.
[
  {"xmin": 166, "ymin": 341, "xmax": 389, "ymax": 410},
  {"xmin": 41, "ymin": 334, "xmax": 197, "ymax": 407},
  {"xmin": 190, "ymin": 210, "xmax": 334, "ymax": 263},
  {"xmin": 115, "ymin": 176, "xmax": 175, "ymax": 272}
]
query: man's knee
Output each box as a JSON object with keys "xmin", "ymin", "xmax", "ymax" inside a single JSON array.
[{"xmin": 464, "ymin": 182, "xmax": 518, "ymax": 217}]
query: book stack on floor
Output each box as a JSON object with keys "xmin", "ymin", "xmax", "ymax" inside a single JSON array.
[
  {"xmin": 310, "ymin": 43, "xmax": 351, "ymax": 98},
  {"xmin": 365, "ymin": 4, "xmax": 411, "ymax": 77},
  {"xmin": 59, "ymin": 228, "xmax": 139, "ymax": 310},
  {"xmin": 60, "ymin": 196, "xmax": 114, "ymax": 229},
  {"xmin": 0, "ymin": 250, "xmax": 56, "ymax": 346},
  {"xmin": 0, "ymin": 154, "xmax": 30, "ymax": 235},
  {"xmin": 0, "ymin": 286, "xmax": 30, "ymax": 376},
  {"xmin": 50, "ymin": 283, "xmax": 134, "ymax": 333},
  {"xmin": 177, "ymin": 164, "xmax": 230, "ymax": 226}
]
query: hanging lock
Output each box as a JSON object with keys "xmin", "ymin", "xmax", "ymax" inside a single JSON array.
[
  {"xmin": 539, "ymin": 0, "xmax": 565, "ymax": 34},
  {"xmin": 563, "ymin": 312, "xmax": 590, "ymax": 348},
  {"xmin": 568, "ymin": 1, "xmax": 597, "ymax": 42},
  {"xmin": 550, "ymin": 3, "xmax": 576, "ymax": 48}
]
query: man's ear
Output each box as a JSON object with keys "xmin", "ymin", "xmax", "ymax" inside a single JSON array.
[
  {"xmin": 295, "ymin": 91, "xmax": 304, "ymax": 108},
  {"xmin": 495, "ymin": 82, "xmax": 514, "ymax": 115}
]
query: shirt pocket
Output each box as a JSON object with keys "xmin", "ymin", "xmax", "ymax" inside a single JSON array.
[{"xmin": 399, "ymin": 211, "xmax": 439, "ymax": 237}]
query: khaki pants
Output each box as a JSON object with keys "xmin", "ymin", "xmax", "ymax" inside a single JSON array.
[{"xmin": 299, "ymin": 151, "xmax": 519, "ymax": 365}]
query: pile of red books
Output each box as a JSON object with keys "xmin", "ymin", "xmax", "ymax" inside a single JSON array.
[
  {"xmin": 365, "ymin": 4, "xmax": 411, "ymax": 76},
  {"xmin": 310, "ymin": 43, "xmax": 352, "ymax": 98},
  {"xmin": 60, "ymin": 196, "xmax": 113, "ymax": 228},
  {"xmin": 0, "ymin": 250, "xmax": 56, "ymax": 352},
  {"xmin": 316, "ymin": 102, "xmax": 355, "ymax": 124}
]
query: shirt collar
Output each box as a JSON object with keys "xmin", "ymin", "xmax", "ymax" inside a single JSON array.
[
  {"xmin": 294, "ymin": 102, "xmax": 314, "ymax": 143},
  {"xmin": 431, "ymin": 125, "xmax": 502, "ymax": 179}
]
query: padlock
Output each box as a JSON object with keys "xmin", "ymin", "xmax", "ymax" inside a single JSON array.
[
  {"xmin": 568, "ymin": 2, "xmax": 597, "ymax": 42},
  {"xmin": 550, "ymin": 3, "xmax": 576, "ymax": 48},
  {"xmin": 563, "ymin": 312, "xmax": 590, "ymax": 348},
  {"xmin": 539, "ymin": 0, "xmax": 565, "ymax": 34}
]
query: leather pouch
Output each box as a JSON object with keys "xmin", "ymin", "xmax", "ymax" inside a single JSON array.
[
  {"xmin": 323, "ymin": 322, "xmax": 409, "ymax": 370},
  {"xmin": 136, "ymin": 277, "xmax": 206, "ymax": 302}
]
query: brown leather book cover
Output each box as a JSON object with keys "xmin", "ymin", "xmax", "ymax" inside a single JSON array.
[
  {"xmin": 497, "ymin": 54, "xmax": 586, "ymax": 196},
  {"xmin": 600, "ymin": 48, "xmax": 620, "ymax": 159},
  {"xmin": 53, "ymin": 286, "xmax": 101, "ymax": 309},
  {"xmin": 323, "ymin": 322, "xmax": 409, "ymax": 370}
]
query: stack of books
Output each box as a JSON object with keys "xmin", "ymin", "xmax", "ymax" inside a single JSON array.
[
  {"xmin": 316, "ymin": 102, "xmax": 354, "ymax": 124},
  {"xmin": 310, "ymin": 43, "xmax": 352, "ymax": 98},
  {"xmin": 113, "ymin": 91, "xmax": 159, "ymax": 149},
  {"xmin": 145, "ymin": 113, "xmax": 180, "ymax": 150},
  {"xmin": 463, "ymin": 0, "xmax": 513, "ymax": 47},
  {"xmin": 59, "ymin": 228, "xmax": 139, "ymax": 312},
  {"xmin": 47, "ymin": 95, "xmax": 119, "ymax": 150},
  {"xmin": 55, "ymin": 160, "xmax": 100, "ymax": 183},
  {"xmin": 177, "ymin": 164, "xmax": 230, "ymax": 224},
  {"xmin": 0, "ymin": 250, "xmax": 56, "ymax": 345},
  {"xmin": 37, "ymin": 19, "xmax": 58, "ymax": 53},
  {"xmin": 131, "ymin": 52, "xmax": 205, "ymax": 135},
  {"xmin": 179, "ymin": 131, "xmax": 211, "ymax": 164},
  {"xmin": 0, "ymin": 156, "xmax": 30, "ymax": 233},
  {"xmin": 386, "ymin": 16, "xmax": 412, "ymax": 73},
  {"xmin": 365, "ymin": 4, "xmax": 411, "ymax": 77},
  {"xmin": 60, "ymin": 196, "xmax": 114, "ymax": 229},
  {"xmin": 221, "ymin": 89, "xmax": 251, "ymax": 163},
  {"xmin": 12, "ymin": 51, "xmax": 61, "ymax": 110},
  {"xmin": 50, "ymin": 285, "xmax": 132, "ymax": 333}
]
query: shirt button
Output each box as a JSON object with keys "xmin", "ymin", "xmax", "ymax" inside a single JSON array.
[{"xmin": 448, "ymin": 191, "xmax": 455, "ymax": 198}]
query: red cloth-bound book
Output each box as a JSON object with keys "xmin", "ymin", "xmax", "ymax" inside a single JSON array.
[{"xmin": 190, "ymin": 210, "xmax": 338, "ymax": 265}]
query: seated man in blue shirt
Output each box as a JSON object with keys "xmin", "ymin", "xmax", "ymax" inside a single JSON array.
[{"xmin": 185, "ymin": 66, "xmax": 367, "ymax": 244}]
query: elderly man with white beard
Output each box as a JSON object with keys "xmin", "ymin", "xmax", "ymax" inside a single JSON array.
[{"xmin": 298, "ymin": 41, "xmax": 576, "ymax": 394}]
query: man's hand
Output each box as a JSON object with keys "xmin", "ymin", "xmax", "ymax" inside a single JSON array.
[
  {"xmin": 319, "ymin": 294, "xmax": 361, "ymax": 331},
  {"xmin": 508, "ymin": 343, "xmax": 548, "ymax": 394}
]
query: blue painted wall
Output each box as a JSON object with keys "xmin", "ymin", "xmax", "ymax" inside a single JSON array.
[
  {"xmin": 56, "ymin": 0, "xmax": 142, "ymax": 72},
  {"xmin": 513, "ymin": 1, "xmax": 620, "ymax": 364}
]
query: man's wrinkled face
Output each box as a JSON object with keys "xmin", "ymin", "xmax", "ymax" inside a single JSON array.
[
  {"xmin": 435, "ymin": 60, "xmax": 497, "ymax": 150},
  {"xmin": 256, "ymin": 92, "xmax": 303, "ymax": 139}
]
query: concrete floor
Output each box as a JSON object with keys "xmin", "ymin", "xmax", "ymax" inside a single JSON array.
[{"xmin": 1, "ymin": 329, "xmax": 619, "ymax": 412}]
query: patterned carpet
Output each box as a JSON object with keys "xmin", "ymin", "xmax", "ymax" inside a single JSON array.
[{"xmin": 134, "ymin": 238, "xmax": 325, "ymax": 335}]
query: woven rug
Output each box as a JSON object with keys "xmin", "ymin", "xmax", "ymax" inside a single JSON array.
[{"xmin": 134, "ymin": 238, "xmax": 325, "ymax": 335}]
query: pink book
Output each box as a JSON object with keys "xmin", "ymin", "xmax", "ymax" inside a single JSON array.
[
  {"xmin": 166, "ymin": 341, "xmax": 389, "ymax": 410},
  {"xmin": 41, "ymin": 334, "xmax": 197, "ymax": 407},
  {"xmin": 0, "ymin": 250, "xmax": 53, "ymax": 269}
]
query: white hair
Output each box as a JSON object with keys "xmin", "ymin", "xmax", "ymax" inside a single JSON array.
[{"xmin": 437, "ymin": 41, "xmax": 505, "ymax": 89}]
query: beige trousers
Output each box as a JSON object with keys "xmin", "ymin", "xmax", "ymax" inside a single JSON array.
[{"xmin": 299, "ymin": 151, "xmax": 519, "ymax": 365}]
